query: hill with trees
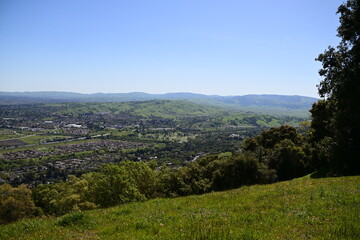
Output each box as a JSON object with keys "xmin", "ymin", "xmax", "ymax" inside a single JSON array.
[{"xmin": 0, "ymin": 92, "xmax": 317, "ymax": 117}]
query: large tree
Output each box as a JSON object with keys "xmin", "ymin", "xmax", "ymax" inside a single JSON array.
[{"xmin": 311, "ymin": 0, "xmax": 360, "ymax": 174}]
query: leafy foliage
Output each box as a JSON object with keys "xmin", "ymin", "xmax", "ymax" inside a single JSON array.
[
  {"xmin": 311, "ymin": 0, "xmax": 360, "ymax": 174},
  {"xmin": 165, "ymin": 153, "xmax": 275, "ymax": 196},
  {"xmin": 85, "ymin": 163, "xmax": 146, "ymax": 208},
  {"xmin": 269, "ymin": 139, "xmax": 307, "ymax": 180},
  {"xmin": 33, "ymin": 175, "xmax": 97, "ymax": 216},
  {"xmin": 244, "ymin": 125, "xmax": 310, "ymax": 180},
  {"xmin": 0, "ymin": 184, "xmax": 36, "ymax": 224}
]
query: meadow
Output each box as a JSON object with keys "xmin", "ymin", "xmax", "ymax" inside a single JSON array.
[{"xmin": 1, "ymin": 175, "xmax": 358, "ymax": 239}]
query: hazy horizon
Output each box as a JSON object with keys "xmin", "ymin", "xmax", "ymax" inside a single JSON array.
[
  {"xmin": 0, "ymin": 90, "xmax": 319, "ymax": 98},
  {"xmin": 0, "ymin": 0, "xmax": 341, "ymax": 98}
]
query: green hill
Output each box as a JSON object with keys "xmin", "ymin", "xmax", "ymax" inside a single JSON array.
[
  {"xmin": 1, "ymin": 175, "xmax": 359, "ymax": 239},
  {"xmin": 56, "ymin": 100, "xmax": 222, "ymax": 118},
  {"xmin": 50, "ymin": 100, "xmax": 303, "ymax": 128},
  {"xmin": 0, "ymin": 91, "xmax": 317, "ymax": 117}
]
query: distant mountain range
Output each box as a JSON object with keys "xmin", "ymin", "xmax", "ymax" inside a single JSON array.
[{"xmin": 0, "ymin": 91, "xmax": 318, "ymax": 117}]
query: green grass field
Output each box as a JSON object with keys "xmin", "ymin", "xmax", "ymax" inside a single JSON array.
[{"xmin": 1, "ymin": 175, "xmax": 359, "ymax": 240}]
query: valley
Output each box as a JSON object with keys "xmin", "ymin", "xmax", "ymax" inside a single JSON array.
[{"xmin": 0, "ymin": 100, "xmax": 304, "ymax": 186}]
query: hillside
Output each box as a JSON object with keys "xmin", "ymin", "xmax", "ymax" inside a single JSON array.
[
  {"xmin": 49, "ymin": 100, "xmax": 302, "ymax": 127},
  {"xmin": 54, "ymin": 100, "xmax": 222, "ymax": 119},
  {"xmin": 0, "ymin": 91, "xmax": 317, "ymax": 117},
  {"xmin": 1, "ymin": 175, "xmax": 359, "ymax": 239}
]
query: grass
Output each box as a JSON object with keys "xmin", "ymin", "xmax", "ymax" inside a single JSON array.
[{"xmin": 1, "ymin": 175, "xmax": 359, "ymax": 239}]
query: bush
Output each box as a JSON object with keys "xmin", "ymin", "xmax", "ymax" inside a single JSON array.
[
  {"xmin": 56, "ymin": 211, "xmax": 89, "ymax": 227},
  {"xmin": 33, "ymin": 176, "xmax": 97, "ymax": 216},
  {"xmin": 86, "ymin": 164, "xmax": 145, "ymax": 207},
  {"xmin": 0, "ymin": 184, "xmax": 36, "ymax": 224}
]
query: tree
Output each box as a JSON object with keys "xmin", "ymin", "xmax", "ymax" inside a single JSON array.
[
  {"xmin": 244, "ymin": 125, "xmax": 302, "ymax": 151},
  {"xmin": 86, "ymin": 164, "xmax": 144, "ymax": 208},
  {"xmin": 243, "ymin": 125, "xmax": 310, "ymax": 179},
  {"xmin": 269, "ymin": 139, "xmax": 307, "ymax": 180},
  {"xmin": 33, "ymin": 175, "xmax": 97, "ymax": 216},
  {"xmin": 120, "ymin": 161, "xmax": 159, "ymax": 199},
  {"xmin": 0, "ymin": 184, "xmax": 36, "ymax": 224},
  {"xmin": 312, "ymin": 0, "xmax": 360, "ymax": 174}
]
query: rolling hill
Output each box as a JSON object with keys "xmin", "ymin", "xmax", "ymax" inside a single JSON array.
[
  {"xmin": 48, "ymin": 100, "xmax": 303, "ymax": 127},
  {"xmin": 0, "ymin": 91, "xmax": 317, "ymax": 117},
  {"xmin": 0, "ymin": 175, "xmax": 358, "ymax": 239}
]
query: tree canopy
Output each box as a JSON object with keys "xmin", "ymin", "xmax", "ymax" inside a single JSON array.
[{"xmin": 312, "ymin": 0, "xmax": 360, "ymax": 174}]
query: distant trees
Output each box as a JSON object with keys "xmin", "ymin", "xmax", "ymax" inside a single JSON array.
[{"xmin": 311, "ymin": 0, "xmax": 360, "ymax": 174}]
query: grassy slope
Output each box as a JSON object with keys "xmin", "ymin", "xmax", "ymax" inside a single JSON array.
[
  {"xmin": 190, "ymin": 99, "xmax": 312, "ymax": 118},
  {"xmin": 56, "ymin": 101, "xmax": 222, "ymax": 118},
  {"xmin": 0, "ymin": 92, "xmax": 316, "ymax": 118},
  {"xmin": 54, "ymin": 101, "xmax": 303, "ymax": 127},
  {"xmin": 1, "ymin": 175, "xmax": 359, "ymax": 240}
]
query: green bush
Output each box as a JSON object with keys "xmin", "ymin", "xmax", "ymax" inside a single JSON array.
[
  {"xmin": 86, "ymin": 163, "xmax": 145, "ymax": 207},
  {"xmin": 0, "ymin": 184, "xmax": 36, "ymax": 224},
  {"xmin": 56, "ymin": 211, "xmax": 89, "ymax": 227}
]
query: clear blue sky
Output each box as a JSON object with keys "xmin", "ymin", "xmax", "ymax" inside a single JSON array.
[{"xmin": 0, "ymin": 0, "xmax": 342, "ymax": 97}]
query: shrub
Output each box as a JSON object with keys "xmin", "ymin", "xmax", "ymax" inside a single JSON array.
[
  {"xmin": 0, "ymin": 184, "xmax": 36, "ymax": 224},
  {"xmin": 56, "ymin": 211, "xmax": 89, "ymax": 227}
]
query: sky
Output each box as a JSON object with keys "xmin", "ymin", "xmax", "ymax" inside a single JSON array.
[{"xmin": 0, "ymin": 0, "xmax": 342, "ymax": 97}]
